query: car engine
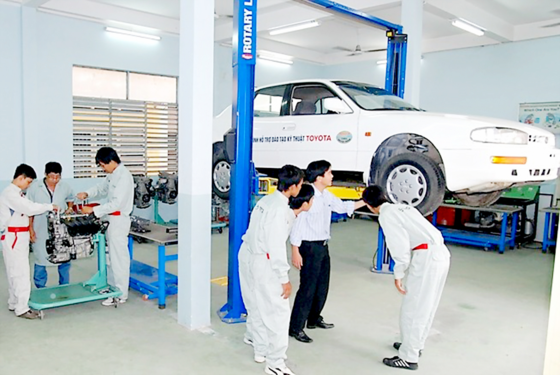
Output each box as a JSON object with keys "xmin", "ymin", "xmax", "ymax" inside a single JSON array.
[
  {"xmin": 46, "ymin": 212, "xmax": 109, "ymax": 264},
  {"xmin": 155, "ymin": 172, "xmax": 178, "ymax": 204},
  {"xmin": 134, "ymin": 176, "xmax": 156, "ymax": 209}
]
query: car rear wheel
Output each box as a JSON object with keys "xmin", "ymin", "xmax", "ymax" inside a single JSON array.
[
  {"xmin": 212, "ymin": 143, "xmax": 230, "ymax": 199},
  {"xmin": 376, "ymin": 153, "xmax": 445, "ymax": 215}
]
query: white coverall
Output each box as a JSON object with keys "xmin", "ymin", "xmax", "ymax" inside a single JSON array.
[
  {"xmin": 379, "ymin": 203, "xmax": 450, "ymax": 363},
  {"xmin": 86, "ymin": 164, "xmax": 134, "ymax": 300},
  {"xmin": 0, "ymin": 184, "xmax": 53, "ymax": 315},
  {"xmin": 238, "ymin": 190, "xmax": 295, "ymax": 369}
]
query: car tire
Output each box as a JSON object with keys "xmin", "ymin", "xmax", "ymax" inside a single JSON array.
[
  {"xmin": 453, "ymin": 191, "xmax": 503, "ymax": 207},
  {"xmin": 376, "ymin": 153, "xmax": 445, "ymax": 215},
  {"xmin": 212, "ymin": 142, "xmax": 231, "ymax": 200}
]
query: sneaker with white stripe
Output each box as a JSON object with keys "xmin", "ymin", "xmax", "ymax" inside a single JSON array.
[
  {"xmin": 265, "ymin": 366, "xmax": 295, "ymax": 375},
  {"xmin": 383, "ymin": 356, "xmax": 418, "ymax": 370}
]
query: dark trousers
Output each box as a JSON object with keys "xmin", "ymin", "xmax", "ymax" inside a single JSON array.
[{"xmin": 289, "ymin": 240, "xmax": 330, "ymax": 332}]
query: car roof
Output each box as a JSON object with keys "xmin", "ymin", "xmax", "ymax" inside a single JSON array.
[{"xmin": 256, "ymin": 79, "xmax": 382, "ymax": 91}]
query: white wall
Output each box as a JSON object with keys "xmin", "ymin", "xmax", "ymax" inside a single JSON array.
[
  {"xmin": 0, "ymin": 4, "xmax": 24, "ymax": 169},
  {"xmin": 0, "ymin": 4, "xmax": 180, "ymax": 181},
  {"xmin": 322, "ymin": 59, "xmax": 387, "ymax": 88}
]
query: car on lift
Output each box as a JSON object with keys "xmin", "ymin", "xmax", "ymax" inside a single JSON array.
[{"xmin": 212, "ymin": 79, "xmax": 560, "ymax": 214}]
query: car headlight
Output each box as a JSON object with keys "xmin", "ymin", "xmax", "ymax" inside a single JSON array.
[{"xmin": 470, "ymin": 127, "xmax": 528, "ymax": 145}]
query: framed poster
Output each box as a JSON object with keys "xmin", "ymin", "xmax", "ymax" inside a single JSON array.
[{"xmin": 519, "ymin": 102, "xmax": 560, "ymax": 134}]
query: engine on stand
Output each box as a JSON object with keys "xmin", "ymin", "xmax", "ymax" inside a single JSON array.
[
  {"xmin": 134, "ymin": 176, "xmax": 156, "ymax": 209},
  {"xmin": 154, "ymin": 172, "xmax": 178, "ymax": 205},
  {"xmin": 46, "ymin": 212, "xmax": 109, "ymax": 264}
]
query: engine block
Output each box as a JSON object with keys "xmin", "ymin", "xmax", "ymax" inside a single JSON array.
[{"xmin": 46, "ymin": 213, "xmax": 109, "ymax": 264}]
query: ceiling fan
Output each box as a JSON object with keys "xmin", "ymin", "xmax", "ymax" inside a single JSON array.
[
  {"xmin": 334, "ymin": 44, "xmax": 387, "ymax": 56},
  {"xmin": 214, "ymin": 10, "xmax": 233, "ymax": 19}
]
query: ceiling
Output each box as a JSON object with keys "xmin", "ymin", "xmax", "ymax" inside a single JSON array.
[{"xmin": 7, "ymin": 0, "xmax": 560, "ymax": 65}]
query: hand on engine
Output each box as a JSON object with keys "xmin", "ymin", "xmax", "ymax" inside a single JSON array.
[{"xmin": 76, "ymin": 192, "xmax": 88, "ymax": 200}]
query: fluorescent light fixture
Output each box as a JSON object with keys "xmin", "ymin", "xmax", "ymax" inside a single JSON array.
[
  {"xmin": 105, "ymin": 27, "xmax": 161, "ymax": 41},
  {"xmin": 451, "ymin": 19, "xmax": 485, "ymax": 36},
  {"xmin": 257, "ymin": 51, "xmax": 294, "ymax": 65},
  {"xmin": 376, "ymin": 59, "xmax": 387, "ymax": 65},
  {"xmin": 269, "ymin": 20, "xmax": 319, "ymax": 36}
]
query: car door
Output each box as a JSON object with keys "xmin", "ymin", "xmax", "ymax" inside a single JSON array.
[
  {"xmin": 283, "ymin": 83, "xmax": 360, "ymax": 171},
  {"xmin": 252, "ymin": 84, "xmax": 297, "ymax": 169}
]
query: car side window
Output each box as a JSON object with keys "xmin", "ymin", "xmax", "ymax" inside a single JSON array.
[
  {"xmin": 254, "ymin": 85, "xmax": 287, "ymax": 117},
  {"xmin": 290, "ymin": 85, "xmax": 352, "ymax": 116}
]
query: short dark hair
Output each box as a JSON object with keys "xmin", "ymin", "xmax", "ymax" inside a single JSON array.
[
  {"xmin": 95, "ymin": 147, "xmax": 121, "ymax": 165},
  {"xmin": 13, "ymin": 164, "xmax": 37, "ymax": 180},
  {"xmin": 277, "ymin": 165, "xmax": 304, "ymax": 192},
  {"xmin": 306, "ymin": 160, "xmax": 331, "ymax": 183},
  {"xmin": 45, "ymin": 162, "xmax": 62, "ymax": 175},
  {"xmin": 289, "ymin": 184, "xmax": 315, "ymax": 209},
  {"xmin": 362, "ymin": 185, "xmax": 390, "ymax": 208}
]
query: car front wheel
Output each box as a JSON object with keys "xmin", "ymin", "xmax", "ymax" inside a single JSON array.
[{"xmin": 376, "ymin": 153, "xmax": 445, "ymax": 215}]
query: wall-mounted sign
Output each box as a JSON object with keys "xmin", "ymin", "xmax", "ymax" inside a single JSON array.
[{"xmin": 519, "ymin": 102, "xmax": 560, "ymax": 134}]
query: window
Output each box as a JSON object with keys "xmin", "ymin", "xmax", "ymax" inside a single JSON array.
[
  {"xmin": 335, "ymin": 81, "xmax": 419, "ymax": 111},
  {"xmin": 254, "ymin": 85, "xmax": 287, "ymax": 117},
  {"xmin": 290, "ymin": 85, "xmax": 352, "ymax": 116},
  {"xmin": 72, "ymin": 67, "xmax": 178, "ymax": 178}
]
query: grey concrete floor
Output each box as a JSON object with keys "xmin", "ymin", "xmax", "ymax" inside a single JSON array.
[{"xmin": 0, "ymin": 218, "xmax": 553, "ymax": 375}]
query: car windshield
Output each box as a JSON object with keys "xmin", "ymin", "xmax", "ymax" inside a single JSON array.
[{"xmin": 335, "ymin": 81, "xmax": 420, "ymax": 111}]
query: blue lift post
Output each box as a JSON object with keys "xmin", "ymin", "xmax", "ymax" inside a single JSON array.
[
  {"xmin": 219, "ymin": 0, "xmax": 257, "ymax": 323},
  {"xmin": 299, "ymin": 0, "xmax": 408, "ymax": 97},
  {"xmin": 221, "ymin": 0, "xmax": 409, "ymax": 322}
]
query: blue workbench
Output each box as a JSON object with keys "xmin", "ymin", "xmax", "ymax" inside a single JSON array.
[
  {"xmin": 541, "ymin": 206, "xmax": 559, "ymax": 253},
  {"xmin": 128, "ymin": 223, "xmax": 178, "ymax": 309},
  {"xmin": 432, "ymin": 203, "xmax": 521, "ymax": 254}
]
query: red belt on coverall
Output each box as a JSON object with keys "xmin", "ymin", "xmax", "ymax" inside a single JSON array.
[
  {"xmin": 109, "ymin": 211, "xmax": 121, "ymax": 216},
  {"xmin": 412, "ymin": 243, "xmax": 428, "ymax": 251},
  {"xmin": 1, "ymin": 226, "xmax": 30, "ymax": 249}
]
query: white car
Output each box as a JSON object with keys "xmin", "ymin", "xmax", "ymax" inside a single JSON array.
[{"xmin": 212, "ymin": 79, "xmax": 559, "ymax": 214}]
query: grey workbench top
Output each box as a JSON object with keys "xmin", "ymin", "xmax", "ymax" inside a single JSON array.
[{"xmin": 130, "ymin": 223, "xmax": 178, "ymax": 245}]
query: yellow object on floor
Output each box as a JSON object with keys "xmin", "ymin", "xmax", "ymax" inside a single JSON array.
[{"xmin": 258, "ymin": 177, "xmax": 363, "ymax": 200}]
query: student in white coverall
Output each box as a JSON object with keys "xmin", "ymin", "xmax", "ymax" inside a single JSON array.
[
  {"xmin": 27, "ymin": 162, "xmax": 74, "ymax": 288},
  {"xmin": 0, "ymin": 164, "xmax": 58, "ymax": 319},
  {"xmin": 238, "ymin": 165, "xmax": 310, "ymax": 375},
  {"xmin": 363, "ymin": 185, "xmax": 450, "ymax": 371},
  {"xmin": 77, "ymin": 147, "xmax": 134, "ymax": 306}
]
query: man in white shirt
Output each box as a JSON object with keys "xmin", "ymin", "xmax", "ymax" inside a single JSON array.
[
  {"xmin": 289, "ymin": 160, "xmax": 366, "ymax": 343},
  {"xmin": 363, "ymin": 185, "xmax": 450, "ymax": 371},
  {"xmin": 28, "ymin": 162, "xmax": 74, "ymax": 288},
  {"xmin": 239, "ymin": 165, "xmax": 311, "ymax": 375},
  {"xmin": 77, "ymin": 147, "xmax": 134, "ymax": 306},
  {"xmin": 0, "ymin": 164, "xmax": 58, "ymax": 319}
]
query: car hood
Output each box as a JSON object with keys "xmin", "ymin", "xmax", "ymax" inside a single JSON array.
[{"xmin": 362, "ymin": 110, "xmax": 555, "ymax": 137}]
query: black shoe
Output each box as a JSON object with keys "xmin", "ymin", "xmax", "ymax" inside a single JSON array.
[
  {"xmin": 393, "ymin": 342, "xmax": 422, "ymax": 357},
  {"xmin": 383, "ymin": 356, "xmax": 418, "ymax": 370},
  {"xmin": 307, "ymin": 318, "xmax": 334, "ymax": 329},
  {"xmin": 289, "ymin": 329, "xmax": 313, "ymax": 343}
]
